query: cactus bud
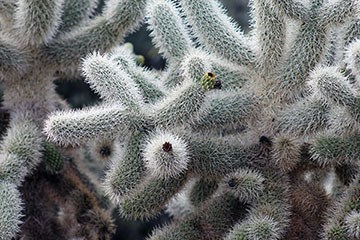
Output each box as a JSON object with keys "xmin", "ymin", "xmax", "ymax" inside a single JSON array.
[
  {"xmin": 143, "ymin": 131, "xmax": 189, "ymax": 178},
  {"xmin": 200, "ymin": 72, "xmax": 217, "ymax": 90}
]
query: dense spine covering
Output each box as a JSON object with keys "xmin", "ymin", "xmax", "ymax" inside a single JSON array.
[
  {"xmin": 104, "ymin": 131, "xmax": 147, "ymax": 201},
  {"xmin": 45, "ymin": 105, "xmax": 147, "ymax": 146},
  {"xmin": 0, "ymin": 182, "xmax": 23, "ymax": 240},
  {"xmin": 0, "ymin": 118, "xmax": 42, "ymax": 238},
  {"xmin": 56, "ymin": 0, "xmax": 98, "ymax": 34},
  {"xmin": 180, "ymin": 0, "xmax": 254, "ymax": 66},
  {"xmin": 323, "ymin": 176, "xmax": 360, "ymax": 240},
  {"xmin": 19, "ymin": 0, "xmax": 360, "ymax": 239},
  {"xmin": 146, "ymin": 0, "xmax": 191, "ymax": 62},
  {"xmin": 82, "ymin": 52, "xmax": 144, "ymax": 106},
  {"xmin": 0, "ymin": 41, "xmax": 28, "ymax": 77},
  {"xmin": 40, "ymin": 0, "xmax": 148, "ymax": 71},
  {"xmin": 0, "ymin": 0, "xmax": 149, "ymax": 238},
  {"xmin": 13, "ymin": 0, "xmax": 65, "ymax": 46},
  {"xmin": 0, "ymin": 120, "xmax": 42, "ymax": 185},
  {"xmin": 109, "ymin": 45, "xmax": 165, "ymax": 103},
  {"xmin": 251, "ymin": 0, "xmax": 286, "ymax": 78},
  {"xmin": 143, "ymin": 131, "xmax": 190, "ymax": 178}
]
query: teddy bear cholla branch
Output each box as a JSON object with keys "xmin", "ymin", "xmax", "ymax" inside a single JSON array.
[
  {"xmin": 45, "ymin": 0, "xmax": 360, "ymax": 239},
  {"xmin": 0, "ymin": 0, "xmax": 148, "ymax": 239}
]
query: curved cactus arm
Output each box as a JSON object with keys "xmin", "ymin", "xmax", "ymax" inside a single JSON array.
[
  {"xmin": 311, "ymin": 134, "xmax": 360, "ymax": 167},
  {"xmin": 82, "ymin": 52, "xmax": 144, "ymax": 108},
  {"xmin": 0, "ymin": 153, "xmax": 28, "ymax": 185},
  {"xmin": 266, "ymin": 0, "xmax": 309, "ymax": 20},
  {"xmin": 0, "ymin": 181, "xmax": 23, "ymax": 240},
  {"xmin": 109, "ymin": 46, "xmax": 165, "ymax": 103},
  {"xmin": 148, "ymin": 192, "xmax": 249, "ymax": 240},
  {"xmin": 310, "ymin": 66, "xmax": 357, "ymax": 107},
  {"xmin": 40, "ymin": 0, "xmax": 147, "ymax": 71},
  {"xmin": 221, "ymin": 169, "xmax": 265, "ymax": 203},
  {"xmin": 269, "ymin": 22, "xmax": 328, "ymax": 102},
  {"xmin": 318, "ymin": 0, "xmax": 358, "ymax": 27},
  {"xmin": 146, "ymin": 0, "xmax": 192, "ymax": 62},
  {"xmin": 323, "ymin": 175, "xmax": 360, "ymax": 240},
  {"xmin": 44, "ymin": 104, "xmax": 146, "ymax": 146},
  {"xmin": 310, "ymin": 66, "xmax": 360, "ymax": 123},
  {"xmin": 0, "ymin": 120, "xmax": 43, "ymax": 186},
  {"xmin": 225, "ymin": 169, "xmax": 290, "ymax": 240},
  {"xmin": 190, "ymin": 91, "xmax": 259, "ymax": 132},
  {"xmin": 103, "ymin": 131, "xmax": 147, "ymax": 202},
  {"xmin": 119, "ymin": 173, "xmax": 188, "ymax": 220},
  {"xmin": 0, "ymin": 40, "xmax": 28, "ymax": 78},
  {"xmin": 250, "ymin": 0, "xmax": 286, "ymax": 78},
  {"xmin": 56, "ymin": 0, "xmax": 98, "ymax": 35},
  {"xmin": 0, "ymin": 119, "xmax": 42, "ymax": 239},
  {"xmin": 13, "ymin": 0, "xmax": 65, "ymax": 47},
  {"xmin": 188, "ymin": 137, "xmax": 254, "ymax": 178},
  {"xmin": 154, "ymin": 81, "xmax": 206, "ymax": 127},
  {"xmin": 262, "ymin": 1, "xmax": 331, "ymax": 102},
  {"xmin": 179, "ymin": 0, "xmax": 254, "ymax": 66},
  {"xmin": 276, "ymin": 97, "xmax": 330, "ymax": 136}
]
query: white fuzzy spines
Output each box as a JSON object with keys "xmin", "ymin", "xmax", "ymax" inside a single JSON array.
[
  {"xmin": 82, "ymin": 52, "xmax": 143, "ymax": 107},
  {"xmin": 13, "ymin": 0, "xmax": 65, "ymax": 46},
  {"xmin": 143, "ymin": 131, "xmax": 189, "ymax": 178},
  {"xmin": 345, "ymin": 211, "xmax": 360, "ymax": 239},
  {"xmin": 146, "ymin": 0, "xmax": 192, "ymax": 61},
  {"xmin": 345, "ymin": 39, "xmax": 360, "ymax": 84},
  {"xmin": 180, "ymin": 0, "xmax": 254, "ymax": 65},
  {"xmin": 309, "ymin": 66, "xmax": 357, "ymax": 106},
  {"xmin": 0, "ymin": 181, "xmax": 23, "ymax": 240},
  {"xmin": 44, "ymin": 104, "xmax": 145, "ymax": 146}
]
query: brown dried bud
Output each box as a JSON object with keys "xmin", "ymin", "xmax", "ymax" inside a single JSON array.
[{"xmin": 162, "ymin": 142, "xmax": 173, "ymax": 152}]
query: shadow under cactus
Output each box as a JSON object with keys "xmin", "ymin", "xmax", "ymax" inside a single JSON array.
[{"xmin": 18, "ymin": 160, "xmax": 115, "ymax": 240}]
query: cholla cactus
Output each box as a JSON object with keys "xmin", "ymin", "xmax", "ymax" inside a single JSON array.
[
  {"xmin": 0, "ymin": 0, "xmax": 148, "ymax": 239},
  {"xmin": 44, "ymin": 0, "xmax": 360, "ymax": 239}
]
